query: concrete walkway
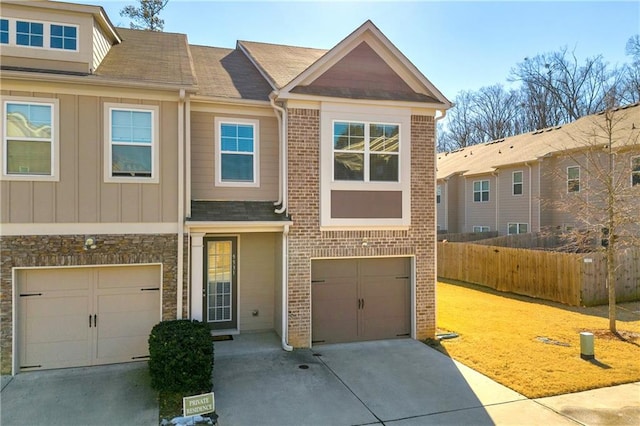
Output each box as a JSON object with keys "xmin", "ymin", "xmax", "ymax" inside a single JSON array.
[{"xmin": 1, "ymin": 333, "xmax": 638, "ymax": 425}]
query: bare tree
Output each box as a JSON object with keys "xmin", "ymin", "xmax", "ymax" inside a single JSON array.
[
  {"xmin": 619, "ymin": 35, "xmax": 640, "ymax": 104},
  {"xmin": 120, "ymin": 0, "xmax": 169, "ymax": 31},
  {"xmin": 546, "ymin": 103, "xmax": 640, "ymax": 332},
  {"xmin": 471, "ymin": 84, "xmax": 521, "ymax": 142},
  {"xmin": 438, "ymin": 91, "xmax": 484, "ymax": 151}
]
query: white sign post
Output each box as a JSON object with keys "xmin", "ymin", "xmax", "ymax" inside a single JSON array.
[{"xmin": 183, "ymin": 392, "xmax": 215, "ymax": 417}]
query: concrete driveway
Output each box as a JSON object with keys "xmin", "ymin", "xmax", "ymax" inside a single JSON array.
[
  {"xmin": 214, "ymin": 333, "xmax": 578, "ymax": 425},
  {"xmin": 0, "ymin": 362, "xmax": 157, "ymax": 426}
]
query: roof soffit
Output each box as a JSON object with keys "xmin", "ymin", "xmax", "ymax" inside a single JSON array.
[{"xmin": 278, "ymin": 20, "xmax": 451, "ymax": 107}]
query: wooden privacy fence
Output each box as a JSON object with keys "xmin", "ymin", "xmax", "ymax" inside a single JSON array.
[{"xmin": 437, "ymin": 242, "xmax": 640, "ymax": 306}]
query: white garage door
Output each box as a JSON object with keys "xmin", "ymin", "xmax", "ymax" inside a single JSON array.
[{"xmin": 18, "ymin": 265, "xmax": 161, "ymax": 371}]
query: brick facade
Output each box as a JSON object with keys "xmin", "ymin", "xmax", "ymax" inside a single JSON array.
[
  {"xmin": 0, "ymin": 234, "xmax": 179, "ymax": 374},
  {"xmin": 286, "ymin": 108, "xmax": 436, "ymax": 347}
]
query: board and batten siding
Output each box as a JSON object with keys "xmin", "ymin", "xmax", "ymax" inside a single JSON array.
[
  {"xmin": 190, "ymin": 110, "xmax": 279, "ymax": 201},
  {"xmin": 0, "ymin": 90, "xmax": 179, "ymax": 224}
]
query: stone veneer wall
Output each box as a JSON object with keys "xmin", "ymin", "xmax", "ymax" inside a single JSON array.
[
  {"xmin": 285, "ymin": 108, "xmax": 436, "ymax": 347},
  {"xmin": 0, "ymin": 234, "xmax": 178, "ymax": 374}
]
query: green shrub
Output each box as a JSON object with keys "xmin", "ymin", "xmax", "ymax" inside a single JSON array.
[{"xmin": 148, "ymin": 319, "xmax": 213, "ymax": 394}]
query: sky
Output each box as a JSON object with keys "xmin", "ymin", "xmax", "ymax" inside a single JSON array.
[{"xmin": 72, "ymin": 0, "xmax": 639, "ymax": 101}]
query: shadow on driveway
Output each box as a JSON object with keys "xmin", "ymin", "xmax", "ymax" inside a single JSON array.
[{"xmin": 0, "ymin": 362, "xmax": 157, "ymax": 426}]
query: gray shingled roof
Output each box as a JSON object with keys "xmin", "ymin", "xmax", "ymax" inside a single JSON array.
[
  {"xmin": 238, "ymin": 40, "xmax": 328, "ymax": 89},
  {"xmin": 437, "ymin": 103, "xmax": 640, "ymax": 179},
  {"xmin": 189, "ymin": 45, "xmax": 273, "ymax": 101},
  {"xmin": 189, "ymin": 201, "xmax": 291, "ymax": 222},
  {"xmin": 95, "ymin": 28, "xmax": 196, "ymax": 87}
]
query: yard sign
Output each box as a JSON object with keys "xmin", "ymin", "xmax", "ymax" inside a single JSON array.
[{"xmin": 183, "ymin": 392, "xmax": 215, "ymax": 417}]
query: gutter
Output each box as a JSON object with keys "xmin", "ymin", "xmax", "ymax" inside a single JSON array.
[{"xmin": 492, "ymin": 171, "xmax": 499, "ymax": 233}]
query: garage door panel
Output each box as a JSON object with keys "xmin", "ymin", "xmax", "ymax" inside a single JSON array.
[
  {"xmin": 24, "ymin": 341, "xmax": 91, "ymax": 369},
  {"xmin": 97, "ymin": 266, "xmax": 159, "ymax": 289},
  {"xmin": 312, "ymin": 280, "xmax": 358, "ymax": 343},
  {"xmin": 359, "ymin": 258, "xmax": 409, "ymax": 277},
  {"xmin": 20, "ymin": 268, "xmax": 92, "ymax": 292},
  {"xmin": 312, "ymin": 259, "xmax": 357, "ymax": 279}
]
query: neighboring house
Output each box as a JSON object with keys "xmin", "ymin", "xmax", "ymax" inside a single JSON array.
[
  {"xmin": 0, "ymin": 0, "xmax": 451, "ymax": 375},
  {"xmin": 436, "ymin": 104, "xmax": 640, "ymax": 235}
]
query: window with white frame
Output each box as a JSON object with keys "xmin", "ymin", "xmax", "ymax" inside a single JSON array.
[
  {"xmin": 50, "ymin": 24, "xmax": 77, "ymax": 50},
  {"xmin": 473, "ymin": 226, "xmax": 490, "ymax": 232},
  {"xmin": 507, "ymin": 223, "xmax": 528, "ymax": 235},
  {"xmin": 215, "ymin": 118, "xmax": 259, "ymax": 186},
  {"xmin": 512, "ymin": 171, "xmax": 523, "ymax": 195},
  {"xmin": 2, "ymin": 98, "xmax": 58, "ymax": 180},
  {"xmin": 473, "ymin": 180, "xmax": 489, "ymax": 202},
  {"xmin": 567, "ymin": 166, "xmax": 580, "ymax": 192},
  {"xmin": 436, "ymin": 185, "xmax": 441, "ymax": 203},
  {"xmin": 105, "ymin": 104, "xmax": 158, "ymax": 182},
  {"xmin": 333, "ymin": 121, "xmax": 399, "ymax": 182},
  {"xmin": 632, "ymin": 156, "xmax": 640, "ymax": 186},
  {"xmin": 0, "ymin": 19, "xmax": 8, "ymax": 44},
  {"xmin": 16, "ymin": 21, "xmax": 43, "ymax": 47}
]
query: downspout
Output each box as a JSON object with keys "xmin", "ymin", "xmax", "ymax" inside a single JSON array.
[
  {"xmin": 434, "ymin": 110, "xmax": 446, "ymax": 232},
  {"xmin": 444, "ymin": 177, "xmax": 449, "ymax": 232},
  {"xmin": 270, "ymin": 93, "xmax": 287, "ymax": 214},
  {"xmin": 281, "ymin": 224, "xmax": 293, "ymax": 351},
  {"xmin": 526, "ymin": 162, "xmax": 532, "ymax": 231},
  {"xmin": 492, "ymin": 171, "xmax": 499, "ymax": 233},
  {"xmin": 177, "ymin": 89, "xmax": 186, "ymax": 319},
  {"xmin": 186, "ymin": 95, "xmax": 192, "ymax": 218}
]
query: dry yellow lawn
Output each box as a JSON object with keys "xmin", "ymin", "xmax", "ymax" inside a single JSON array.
[{"xmin": 436, "ymin": 280, "xmax": 640, "ymax": 398}]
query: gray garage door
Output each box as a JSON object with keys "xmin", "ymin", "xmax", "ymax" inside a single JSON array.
[
  {"xmin": 17, "ymin": 265, "xmax": 161, "ymax": 371},
  {"xmin": 312, "ymin": 257, "xmax": 410, "ymax": 344}
]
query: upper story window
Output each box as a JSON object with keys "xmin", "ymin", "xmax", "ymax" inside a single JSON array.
[
  {"xmin": 50, "ymin": 24, "xmax": 77, "ymax": 50},
  {"xmin": 632, "ymin": 156, "xmax": 640, "ymax": 186},
  {"xmin": 512, "ymin": 171, "xmax": 523, "ymax": 195},
  {"xmin": 16, "ymin": 21, "xmax": 43, "ymax": 47},
  {"xmin": 567, "ymin": 166, "xmax": 580, "ymax": 193},
  {"xmin": 0, "ymin": 18, "xmax": 78, "ymax": 51},
  {"xmin": 0, "ymin": 19, "xmax": 8, "ymax": 44},
  {"xmin": 333, "ymin": 121, "xmax": 399, "ymax": 182},
  {"xmin": 436, "ymin": 185, "xmax": 441, "ymax": 203},
  {"xmin": 1, "ymin": 97, "xmax": 59, "ymax": 181},
  {"xmin": 104, "ymin": 103, "xmax": 159, "ymax": 183},
  {"xmin": 508, "ymin": 223, "xmax": 528, "ymax": 235},
  {"xmin": 473, "ymin": 180, "xmax": 489, "ymax": 202},
  {"xmin": 215, "ymin": 118, "xmax": 259, "ymax": 187}
]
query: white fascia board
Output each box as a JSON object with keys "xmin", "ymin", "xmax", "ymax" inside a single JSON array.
[
  {"xmin": 275, "ymin": 91, "xmax": 445, "ymax": 111},
  {"xmin": 185, "ymin": 221, "xmax": 293, "ymax": 234}
]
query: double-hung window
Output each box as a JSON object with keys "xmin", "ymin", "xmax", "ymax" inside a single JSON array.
[
  {"xmin": 512, "ymin": 171, "xmax": 523, "ymax": 195},
  {"xmin": 508, "ymin": 223, "xmax": 528, "ymax": 235},
  {"xmin": 473, "ymin": 180, "xmax": 489, "ymax": 202},
  {"xmin": 16, "ymin": 21, "xmax": 43, "ymax": 47},
  {"xmin": 473, "ymin": 226, "xmax": 490, "ymax": 232},
  {"xmin": 436, "ymin": 185, "xmax": 441, "ymax": 203},
  {"xmin": 567, "ymin": 166, "xmax": 580, "ymax": 193},
  {"xmin": 0, "ymin": 19, "xmax": 8, "ymax": 44},
  {"xmin": 2, "ymin": 98, "xmax": 58, "ymax": 181},
  {"xmin": 105, "ymin": 104, "xmax": 158, "ymax": 183},
  {"xmin": 333, "ymin": 121, "xmax": 399, "ymax": 182},
  {"xmin": 215, "ymin": 118, "xmax": 259, "ymax": 187},
  {"xmin": 632, "ymin": 156, "xmax": 640, "ymax": 186}
]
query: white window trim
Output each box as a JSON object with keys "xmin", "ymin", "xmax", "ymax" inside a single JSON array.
[
  {"xmin": 473, "ymin": 179, "xmax": 490, "ymax": 203},
  {"xmin": 214, "ymin": 117, "xmax": 260, "ymax": 188},
  {"xmin": 567, "ymin": 165, "xmax": 580, "ymax": 193},
  {"xmin": 1, "ymin": 96, "xmax": 60, "ymax": 182},
  {"xmin": 512, "ymin": 170, "xmax": 523, "ymax": 196},
  {"xmin": 473, "ymin": 226, "xmax": 490, "ymax": 232},
  {"xmin": 507, "ymin": 223, "xmax": 528, "ymax": 235},
  {"xmin": 2, "ymin": 18, "xmax": 79, "ymax": 52},
  {"xmin": 320, "ymin": 103, "xmax": 411, "ymax": 229},
  {"xmin": 631, "ymin": 156, "xmax": 640, "ymax": 187},
  {"xmin": 103, "ymin": 103, "xmax": 159, "ymax": 184},
  {"xmin": 436, "ymin": 185, "xmax": 441, "ymax": 204}
]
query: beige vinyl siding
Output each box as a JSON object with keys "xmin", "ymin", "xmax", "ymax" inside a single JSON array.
[
  {"xmin": 190, "ymin": 110, "xmax": 279, "ymax": 201},
  {"xmin": 0, "ymin": 90, "xmax": 178, "ymax": 224},
  {"xmin": 465, "ymin": 175, "xmax": 496, "ymax": 233},
  {"xmin": 0, "ymin": 3, "xmax": 94, "ymax": 74},
  {"xmin": 92, "ymin": 19, "xmax": 112, "ymax": 71},
  {"xmin": 238, "ymin": 233, "xmax": 277, "ymax": 331},
  {"xmin": 497, "ymin": 166, "xmax": 534, "ymax": 234},
  {"xmin": 274, "ymin": 232, "xmax": 283, "ymax": 338}
]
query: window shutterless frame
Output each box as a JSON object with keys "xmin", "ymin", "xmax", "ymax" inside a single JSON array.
[
  {"xmin": 214, "ymin": 117, "xmax": 259, "ymax": 188},
  {"xmin": 567, "ymin": 166, "xmax": 580, "ymax": 193},
  {"xmin": 1, "ymin": 96, "xmax": 59, "ymax": 182},
  {"xmin": 473, "ymin": 179, "xmax": 489, "ymax": 202},
  {"xmin": 3, "ymin": 18, "xmax": 79, "ymax": 51},
  {"xmin": 631, "ymin": 156, "xmax": 640, "ymax": 187},
  {"xmin": 103, "ymin": 103, "xmax": 159, "ymax": 184},
  {"xmin": 512, "ymin": 171, "xmax": 523, "ymax": 196}
]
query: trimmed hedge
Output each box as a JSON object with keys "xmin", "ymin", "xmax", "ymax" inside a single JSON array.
[{"xmin": 148, "ymin": 320, "xmax": 213, "ymax": 394}]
